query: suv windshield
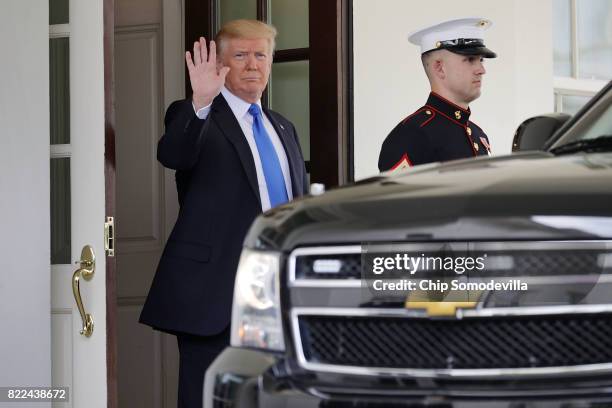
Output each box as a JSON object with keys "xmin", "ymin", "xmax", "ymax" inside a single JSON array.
[{"xmin": 548, "ymin": 82, "xmax": 612, "ymax": 153}]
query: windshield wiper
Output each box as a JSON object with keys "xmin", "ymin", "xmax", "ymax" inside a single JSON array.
[{"xmin": 550, "ymin": 135, "xmax": 612, "ymax": 155}]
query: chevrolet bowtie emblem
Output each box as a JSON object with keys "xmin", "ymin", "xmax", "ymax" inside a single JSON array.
[{"xmin": 404, "ymin": 300, "xmax": 478, "ymax": 317}]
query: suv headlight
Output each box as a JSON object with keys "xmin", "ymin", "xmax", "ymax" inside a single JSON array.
[{"xmin": 230, "ymin": 248, "xmax": 285, "ymax": 351}]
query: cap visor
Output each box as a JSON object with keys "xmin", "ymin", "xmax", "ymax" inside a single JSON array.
[{"xmin": 449, "ymin": 46, "xmax": 497, "ymax": 58}]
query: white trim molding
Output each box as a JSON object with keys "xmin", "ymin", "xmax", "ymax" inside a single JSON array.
[{"xmin": 553, "ymin": 77, "xmax": 608, "ymax": 95}]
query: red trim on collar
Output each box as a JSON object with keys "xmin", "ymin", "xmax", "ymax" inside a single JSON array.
[
  {"xmin": 390, "ymin": 153, "xmax": 413, "ymax": 170},
  {"xmin": 425, "ymin": 105, "xmax": 466, "ymax": 128},
  {"xmin": 402, "ymin": 108, "xmax": 427, "ymax": 124},
  {"xmin": 430, "ymin": 92, "xmax": 470, "ymax": 113}
]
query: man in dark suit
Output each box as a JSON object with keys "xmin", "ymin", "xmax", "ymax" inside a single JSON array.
[{"xmin": 139, "ymin": 19, "xmax": 308, "ymax": 408}]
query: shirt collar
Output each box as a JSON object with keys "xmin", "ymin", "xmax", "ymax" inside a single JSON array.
[
  {"xmin": 426, "ymin": 92, "xmax": 471, "ymax": 125},
  {"xmin": 221, "ymin": 87, "xmax": 262, "ymax": 120}
]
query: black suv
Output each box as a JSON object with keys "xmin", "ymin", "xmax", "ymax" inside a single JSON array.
[{"xmin": 205, "ymin": 81, "xmax": 612, "ymax": 408}]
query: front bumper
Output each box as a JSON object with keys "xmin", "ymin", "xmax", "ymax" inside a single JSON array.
[{"xmin": 204, "ymin": 347, "xmax": 612, "ymax": 408}]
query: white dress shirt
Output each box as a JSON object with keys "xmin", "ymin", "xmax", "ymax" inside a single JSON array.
[{"xmin": 193, "ymin": 87, "xmax": 293, "ymax": 211}]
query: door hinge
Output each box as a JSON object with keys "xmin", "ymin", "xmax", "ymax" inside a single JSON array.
[{"xmin": 104, "ymin": 216, "xmax": 115, "ymax": 257}]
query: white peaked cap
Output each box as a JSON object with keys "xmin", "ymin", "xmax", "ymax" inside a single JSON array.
[{"xmin": 408, "ymin": 17, "xmax": 496, "ymax": 58}]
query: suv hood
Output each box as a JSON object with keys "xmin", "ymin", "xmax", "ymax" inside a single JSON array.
[{"xmin": 246, "ymin": 152, "xmax": 612, "ymax": 251}]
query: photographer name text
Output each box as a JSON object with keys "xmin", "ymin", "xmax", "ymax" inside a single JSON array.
[{"xmin": 371, "ymin": 278, "xmax": 528, "ymax": 292}]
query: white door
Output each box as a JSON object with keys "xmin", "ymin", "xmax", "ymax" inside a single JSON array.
[
  {"xmin": 50, "ymin": 0, "xmax": 112, "ymax": 406},
  {"xmin": 0, "ymin": 1, "xmax": 111, "ymax": 407}
]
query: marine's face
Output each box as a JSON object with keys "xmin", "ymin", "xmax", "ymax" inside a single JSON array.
[
  {"xmin": 441, "ymin": 51, "xmax": 486, "ymax": 105},
  {"xmin": 219, "ymin": 37, "xmax": 272, "ymax": 103}
]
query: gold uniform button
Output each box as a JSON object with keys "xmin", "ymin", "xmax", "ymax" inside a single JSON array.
[
  {"xmin": 466, "ymin": 127, "xmax": 472, "ymax": 136},
  {"xmin": 455, "ymin": 111, "xmax": 462, "ymax": 120},
  {"xmin": 425, "ymin": 110, "xmax": 432, "ymax": 115},
  {"xmin": 473, "ymin": 142, "xmax": 479, "ymax": 151}
]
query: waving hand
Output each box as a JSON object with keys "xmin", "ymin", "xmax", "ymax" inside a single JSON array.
[{"xmin": 185, "ymin": 37, "xmax": 230, "ymax": 110}]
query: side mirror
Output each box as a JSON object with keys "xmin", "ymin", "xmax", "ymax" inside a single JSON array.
[{"xmin": 512, "ymin": 113, "xmax": 571, "ymax": 152}]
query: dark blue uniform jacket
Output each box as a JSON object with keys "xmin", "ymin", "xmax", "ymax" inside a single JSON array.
[{"xmin": 379, "ymin": 92, "xmax": 492, "ymax": 171}]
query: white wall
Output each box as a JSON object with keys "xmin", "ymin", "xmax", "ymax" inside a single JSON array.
[
  {"xmin": 0, "ymin": 0, "xmax": 51, "ymax": 398},
  {"xmin": 353, "ymin": 0, "xmax": 553, "ymax": 180}
]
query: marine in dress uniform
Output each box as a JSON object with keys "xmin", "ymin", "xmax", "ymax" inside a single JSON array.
[{"xmin": 379, "ymin": 18, "xmax": 497, "ymax": 172}]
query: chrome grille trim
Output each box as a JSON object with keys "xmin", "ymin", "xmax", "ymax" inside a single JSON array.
[
  {"xmin": 288, "ymin": 245, "xmax": 362, "ymax": 287},
  {"xmin": 288, "ymin": 241, "xmax": 612, "ymax": 288},
  {"xmin": 290, "ymin": 307, "xmax": 612, "ymax": 378}
]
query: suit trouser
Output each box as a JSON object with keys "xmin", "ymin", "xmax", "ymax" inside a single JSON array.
[{"xmin": 176, "ymin": 327, "xmax": 230, "ymax": 408}]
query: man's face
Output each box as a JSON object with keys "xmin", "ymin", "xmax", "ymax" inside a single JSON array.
[
  {"xmin": 440, "ymin": 51, "xmax": 486, "ymax": 105},
  {"xmin": 219, "ymin": 37, "xmax": 272, "ymax": 103}
]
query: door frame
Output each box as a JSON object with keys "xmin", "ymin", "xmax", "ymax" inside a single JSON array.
[
  {"xmin": 182, "ymin": 0, "xmax": 354, "ymax": 187},
  {"xmin": 103, "ymin": 0, "xmax": 118, "ymax": 406}
]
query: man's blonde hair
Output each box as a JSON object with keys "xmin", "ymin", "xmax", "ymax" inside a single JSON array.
[{"xmin": 215, "ymin": 19, "xmax": 277, "ymax": 57}]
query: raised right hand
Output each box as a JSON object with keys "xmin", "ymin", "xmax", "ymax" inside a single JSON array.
[{"xmin": 185, "ymin": 37, "xmax": 230, "ymax": 111}]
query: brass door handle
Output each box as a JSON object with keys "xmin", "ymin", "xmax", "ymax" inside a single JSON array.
[{"xmin": 72, "ymin": 245, "xmax": 95, "ymax": 337}]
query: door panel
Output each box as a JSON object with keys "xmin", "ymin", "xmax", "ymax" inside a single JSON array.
[
  {"xmin": 70, "ymin": 0, "xmax": 108, "ymax": 403},
  {"xmin": 114, "ymin": 0, "xmax": 183, "ymax": 406},
  {"xmin": 115, "ymin": 23, "xmax": 169, "ymax": 407},
  {"xmin": 50, "ymin": 0, "xmax": 109, "ymax": 406}
]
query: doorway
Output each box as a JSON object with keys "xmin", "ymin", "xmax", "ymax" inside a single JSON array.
[{"xmin": 114, "ymin": 1, "xmax": 352, "ymax": 406}]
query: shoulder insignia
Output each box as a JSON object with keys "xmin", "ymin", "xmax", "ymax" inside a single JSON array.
[
  {"xmin": 401, "ymin": 108, "xmax": 428, "ymax": 124},
  {"xmin": 401, "ymin": 108, "xmax": 436, "ymax": 128},
  {"xmin": 419, "ymin": 109, "xmax": 436, "ymax": 128},
  {"xmin": 390, "ymin": 153, "xmax": 413, "ymax": 172}
]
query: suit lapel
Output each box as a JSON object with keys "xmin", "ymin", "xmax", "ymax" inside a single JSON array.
[
  {"xmin": 263, "ymin": 108, "xmax": 304, "ymax": 198},
  {"xmin": 211, "ymin": 95, "xmax": 262, "ymax": 209}
]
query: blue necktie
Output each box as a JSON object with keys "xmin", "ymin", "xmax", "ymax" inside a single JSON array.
[{"xmin": 248, "ymin": 104, "xmax": 289, "ymax": 208}]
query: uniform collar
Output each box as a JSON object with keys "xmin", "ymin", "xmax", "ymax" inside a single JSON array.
[{"xmin": 426, "ymin": 92, "xmax": 471, "ymax": 126}]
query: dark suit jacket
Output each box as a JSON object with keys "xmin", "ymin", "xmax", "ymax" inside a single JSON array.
[{"xmin": 139, "ymin": 94, "xmax": 308, "ymax": 337}]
